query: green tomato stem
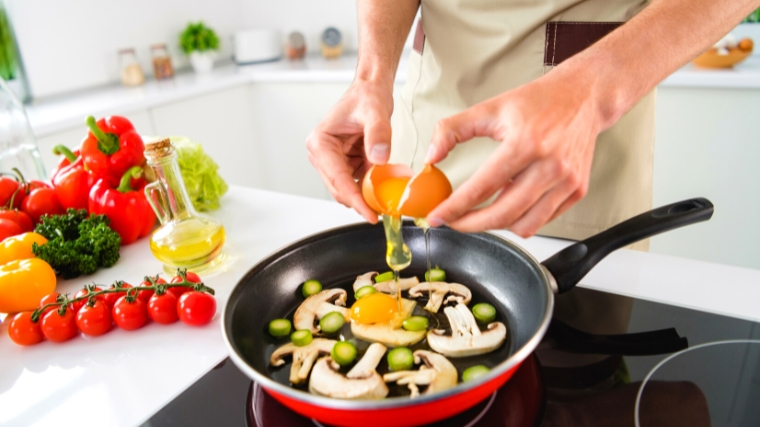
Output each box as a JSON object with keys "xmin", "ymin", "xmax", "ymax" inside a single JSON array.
[{"xmin": 30, "ymin": 275, "xmax": 215, "ymax": 321}]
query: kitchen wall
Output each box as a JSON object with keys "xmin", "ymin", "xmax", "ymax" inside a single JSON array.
[
  {"xmin": 4, "ymin": 0, "xmax": 362, "ymax": 99},
  {"xmin": 240, "ymin": 0, "xmax": 359, "ymax": 55},
  {"xmin": 5, "ymin": 0, "xmax": 242, "ymax": 98}
]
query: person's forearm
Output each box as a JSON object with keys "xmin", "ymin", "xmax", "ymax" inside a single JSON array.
[
  {"xmin": 562, "ymin": 0, "xmax": 759, "ymax": 129},
  {"xmin": 355, "ymin": 0, "xmax": 419, "ymax": 90}
]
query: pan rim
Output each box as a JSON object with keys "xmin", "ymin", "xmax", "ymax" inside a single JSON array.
[{"xmin": 222, "ymin": 221, "xmax": 554, "ymax": 412}]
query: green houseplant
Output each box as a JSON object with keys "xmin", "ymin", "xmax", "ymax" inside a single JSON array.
[{"xmin": 180, "ymin": 22, "xmax": 220, "ymax": 74}]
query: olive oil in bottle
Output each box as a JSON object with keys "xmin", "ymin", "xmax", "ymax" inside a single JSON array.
[{"xmin": 144, "ymin": 139, "xmax": 226, "ymax": 274}]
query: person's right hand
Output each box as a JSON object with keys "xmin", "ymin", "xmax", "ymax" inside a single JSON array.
[{"xmin": 306, "ymin": 80, "xmax": 394, "ymax": 223}]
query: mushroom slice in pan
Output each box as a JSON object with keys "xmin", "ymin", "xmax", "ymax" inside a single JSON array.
[
  {"xmin": 427, "ymin": 303, "xmax": 506, "ymax": 357},
  {"xmin": 383, "ymin": 350, "xmax": 458, "ymax": 398},
  {"xmin": 350, "ymin": 298, "xmax": 426, "ymax": 347},
  {"xmin": 352, "ymin": 271, "xmax": 420, "ymax": 294},
  {"xmin": 352, "ymin": 272, "xmax": 378, "ymax": 291},
  {"xmin": 294, "ymin": 289, "xmax": 350, "ymax": 334},
  {"xmin": 270, "ymin": 338, "xmax": 337, "ymax": 384},
  {"xmin": 373, "ymin": 277, "xmax": 420, "ymax": 294},
  {"xmin": 408, "ymin": 282, "xmax": 472, "ymax": 313},
  {"xmin": 309, "ymin": 343, "xmax": 389, "ymax": 400}
]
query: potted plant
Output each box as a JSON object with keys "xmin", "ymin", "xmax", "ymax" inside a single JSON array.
[{"xmin": 180, "ymin": 22, "xmax": 220, "ymax": 74}]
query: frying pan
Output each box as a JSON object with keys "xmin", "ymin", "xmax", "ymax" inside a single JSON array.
[{"xmin": 224, "ymin": 198, "xmax": 713, "ymax": 427}]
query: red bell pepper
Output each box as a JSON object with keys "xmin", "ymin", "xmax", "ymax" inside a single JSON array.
[
  {"xmin": 51, "ymin": 145, "xmax": 99, "ymax": 210},
  {"xmin": 89, "ymin": 166, "xmax": 156, "ymax": 245},
  {"xmin": 50, "ymin": 146, "xmax": 76, "ymax": 184},
  {"xmin": 82, "ymin": 116, "xmax": 146, "ymax": 187}
]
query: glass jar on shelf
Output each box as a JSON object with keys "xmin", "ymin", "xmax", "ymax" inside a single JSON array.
[
  {"xmin": 150, "ymin": 43, "xmax": 174, "ymax": 80},
  {"xmin": 118, "ymin": 48, "xmax": 145, "ymax": 86}
]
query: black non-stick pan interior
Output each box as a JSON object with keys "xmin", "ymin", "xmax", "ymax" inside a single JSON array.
[{"xmin": 225, "ymin": 221, "xmax": 551, "ymax": 396}]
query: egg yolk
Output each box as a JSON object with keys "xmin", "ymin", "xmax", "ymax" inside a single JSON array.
[
  {"xmin": 374, "ymin": 177, "xmax": 410, "ymax": 216},
  {"xmin": 350, "ymin": 292, "xmax": 399, "ymax": 324}
]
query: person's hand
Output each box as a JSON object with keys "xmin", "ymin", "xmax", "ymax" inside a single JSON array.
[
  {"xmin": 306, "ymin": 80, "xmax": 394, "ymax": 223},
  {"xmin": 425, "ymin": 68, "xmax": 608, "ymax": 237}
]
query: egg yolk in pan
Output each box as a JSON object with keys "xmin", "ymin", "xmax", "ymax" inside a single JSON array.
[{"xmin": 350, "ymin": 292, "xmax": 399, "ymax": 324}]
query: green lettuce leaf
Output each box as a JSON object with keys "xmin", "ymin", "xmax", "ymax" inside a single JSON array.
[{"xmin": 170, "ymin": 136, "xmax": 228, "ymax": 211}]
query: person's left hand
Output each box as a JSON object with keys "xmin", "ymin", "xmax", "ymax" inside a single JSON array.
[{"xmin": 425, "ymin": 67, "xmax": 612, "ymax": 237}]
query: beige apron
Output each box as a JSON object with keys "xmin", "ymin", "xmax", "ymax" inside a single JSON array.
[
  {"xmin": 391, "ymin": 0, "xmax": 654, "ymax": 249},
  {"xmin": 391, "ymin": 0, "xmax": 655, "ymax": 362}
]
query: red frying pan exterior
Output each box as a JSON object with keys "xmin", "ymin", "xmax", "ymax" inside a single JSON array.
[{"xmin": 265, "ymin": 364, "xmax": 521, "ymax": 427}]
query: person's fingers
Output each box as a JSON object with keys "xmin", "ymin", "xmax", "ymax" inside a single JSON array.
[
  {"xmin": 425, "ymin": 132, "xmax": 539, "ymax": 227},
  {"xmin": 508, "ymin": 181, "xmax": 583, "ymax": 238},
  {"xmin": 362, "ymin": 114, "xmax": 392, "ymax": 165},
  {"xmin": 425, "ymin": 105, "xmax": 496, "ymax": 165},
  {"xmin": 307, "ymin": 132, "xmax": 378, "ymax": 223},
  {"xmin": 443, "ymin": 158, "xmax": 565, "ymax": 232},
  {"xmin": 548, "ymin": 187, "xmax": 586, "ymax": 223}
]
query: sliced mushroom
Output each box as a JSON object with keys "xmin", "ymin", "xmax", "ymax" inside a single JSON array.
[
  {"xmin": 374, "ymin": 277, "xmax": 420, "ymax": 294},
  {"xmin": 352, "ymin": 272, "xmax": 378, "ymax": 291},
  {"xmin": 309, "ymin": 343, "xmax": 389, "ymax": 400},
  {"xmin": 294, "ymin": 289, "xmax": 350, "ymax": 334},
  {"xmin": 427, "ymin": 303, "xmax": 506, "ymax": 357},
  {"xmin": 269, "ymin": 338, "xmax": 337, "ymax": 384},
  {"xmin": 350, "ymin": 298, "xmax": 426, "ymax": 347},
  {"xmin": 352, "ymin": 271, "xmax": 420, "ymax": 294},
  {"xmin": 408, "ymin": 282, "xmax": 472, "ymax": 313},
  {"xmin": 383, "ymin": 350, "xmax": 458, "ymax": 397}
]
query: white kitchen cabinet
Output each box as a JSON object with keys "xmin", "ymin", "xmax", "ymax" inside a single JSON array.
[
  {"xmin": 149, "ymin": 86, "xmax": 265, "ymax": 190},
  {"xmin": 34, "ymin": 109, "xmax": 154, "ymax": 176},
  {"xmin": 247, "ymin": 82, "xmax": 348, "ymax": 200},
  {"xmin": 650, "ymin": 87, "xmax": 760, "ymax": 270}
]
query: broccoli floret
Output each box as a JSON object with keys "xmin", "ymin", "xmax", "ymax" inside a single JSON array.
[{"xmin": 32, "ymin": 209, "xmax": 121, "ymax": 279}]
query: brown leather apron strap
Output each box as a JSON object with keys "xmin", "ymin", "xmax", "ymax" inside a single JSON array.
[{"xmin": 544, "ymin": 22, "xmax": 622, "ymax": 66}]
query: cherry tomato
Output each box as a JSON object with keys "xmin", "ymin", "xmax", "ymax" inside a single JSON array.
[
  {"xmin": 41, "ymin": 309, "xmax": 78, "ymax": 342},
  {"xmin": 177, "ymin": 291, "xmax": 216, "ymax": 326},
  {"xmin": 39, "ymin": 292, "xmax": 62, "ymax": 316},
  {"xmin": 8, "ymin": 312, "xmax": 45, "ymax": 346},
  {"xmin": 0, "ymin": 177, "xmax": 21, "ymax": 209},
  {"xmin": 148, "ymin": 292, "xmax": 179, "ymax": 324},
  {"xmin": 0, "ymin": 218, "xmax": 23, "ymax": 241},
  {"xmin": 21, "ymin": 187, "xmax": 64, "ymax": 224},
  {"xmin": 0, "ymin": 209, "xmax": 33, "ymax": 232},
  {"xmin": 104, "ymin": 283, "xmax": 132, "ymax": 309},
  {"xmin": 113, "ymin": 297, "xmax": 148, "ymax": 331},
  {"xmin": 71, "ymin": 287, "xmax": 104, "ymax": 313},
  {"xmin": 138, "ymin": 277, "xmax": 166, "ymax": 304},
  {"xmin": 76, "ymin": 300, "xmax": 112, "ymax": 336},
  {"xmin": 168, "ymin": 271, "xmax": 201, "ymax": 299}
]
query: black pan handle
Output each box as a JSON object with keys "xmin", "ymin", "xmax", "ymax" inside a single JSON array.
[{"xmin": 542, "ymin": 198, "xmax": 714, "ymax": 294}]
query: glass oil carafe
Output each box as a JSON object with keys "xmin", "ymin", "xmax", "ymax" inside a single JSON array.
[{"xmin": 144, "ymin": 138, "xmax": 225, "ymax": 274}]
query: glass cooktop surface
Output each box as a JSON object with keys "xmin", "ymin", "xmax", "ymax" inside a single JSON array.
[{"xmin": 140, "ymin": 291, "xmax": 760, "ymax": 427}]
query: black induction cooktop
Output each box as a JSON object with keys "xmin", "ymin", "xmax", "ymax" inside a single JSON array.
[{"xmin": 140, "ymin": 290, "xmax": 760, "ymax": 427}]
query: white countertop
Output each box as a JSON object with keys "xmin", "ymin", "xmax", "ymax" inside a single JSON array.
[
  {"xmin": 1, "ymin": 186, "xmax": 759, "ymax": 427},
  {"xmin": 25, "ymin": 53, "xmax": 760, "ymax": 139}
]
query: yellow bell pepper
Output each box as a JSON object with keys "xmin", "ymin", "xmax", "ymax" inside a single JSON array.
[
  {"xmin": 0, "ymin": 232, "xmax": 48, "ymax": 266},
  {"xmin": 0, "ymin": 258, "xmax": 57, "ymax": 314},
  {"xmin": 0, "ymin": 232, "xmax": 56, "ymax": 314}
]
